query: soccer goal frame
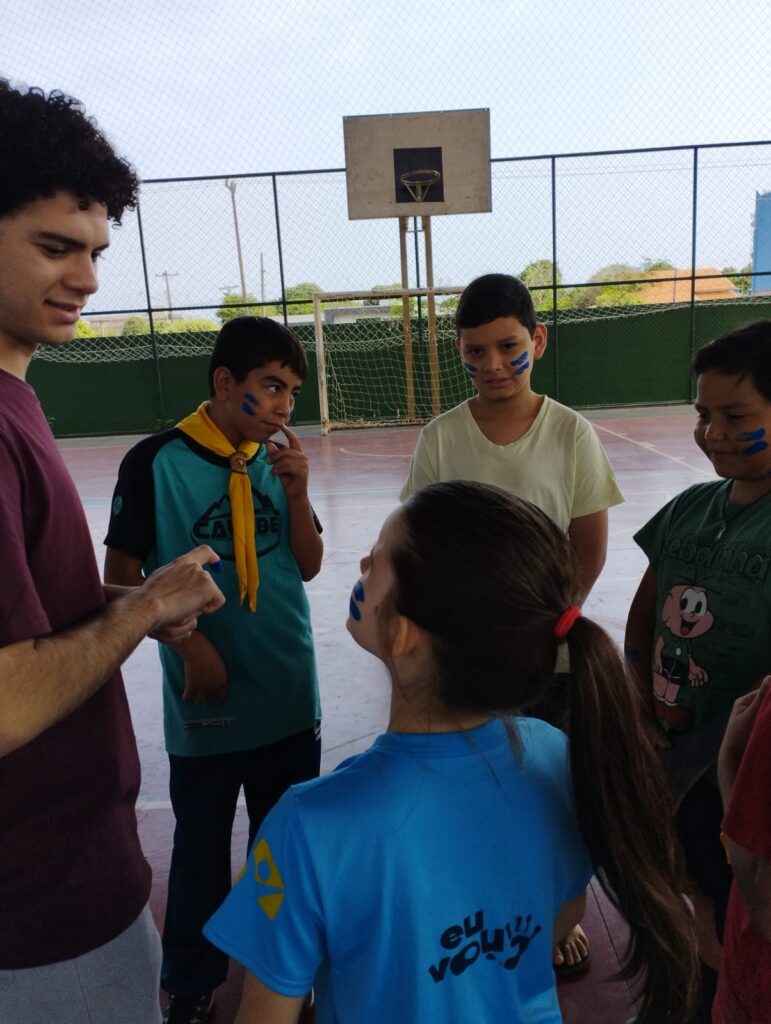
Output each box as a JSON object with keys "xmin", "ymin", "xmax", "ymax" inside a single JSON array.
[{"xmin": 312, "ymin": 287, "xmax": 466, "ymax": 434}]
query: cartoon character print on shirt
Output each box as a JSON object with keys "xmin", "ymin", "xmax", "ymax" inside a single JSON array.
[
  {"xmin": 653, "ymin": 584, "xmax": 714, "ymax": 731},
  {"xmin": 190, "ymin": 486, "xmax": 280, "ymax": 560}
]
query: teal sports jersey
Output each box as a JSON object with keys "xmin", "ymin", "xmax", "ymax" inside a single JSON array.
[
  {"xmin": 105, "ymin": 429, "xmax": 321, "ymax": 756},
  {"xmin": 205, "ymin": 717, "xmax": 592, "ymax": 1024}
]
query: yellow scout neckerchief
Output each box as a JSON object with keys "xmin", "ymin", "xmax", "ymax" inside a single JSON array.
[{"xmin": 176, "ymin": 402, "xmax": 260, "ymax": 611}]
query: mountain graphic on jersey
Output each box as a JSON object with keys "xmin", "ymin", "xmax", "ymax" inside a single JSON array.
[{"xmin": 191, "ymin": 490, "xmax": 280, "ymax": 561}]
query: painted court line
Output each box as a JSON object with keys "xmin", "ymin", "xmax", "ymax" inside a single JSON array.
[
  {"xmin": 593, "ymin": 422, "xmax": 713, "ymax": 476},
  {"xmin": 338, "ymin": 446, "xmax": 412, "ymax": 458},
  {"xmin": 138, "ymin": 799, "xmax": 246, "ymax": 811},
  {"xmin": 59, "ymin": 443, "xmax": 135, "ymax": 452}
]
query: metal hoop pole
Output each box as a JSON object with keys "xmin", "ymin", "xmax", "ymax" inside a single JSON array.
[
  {"xmin": 422, "ymin": 215, "xmax": 440, "ymax": 416},
  {"xmin": 313, "ymin": 293, "xmax": 330, "ymax": 434},
  {"xmin": 399, "ymin": 216, "xmax": 416, "ymax": 420}
]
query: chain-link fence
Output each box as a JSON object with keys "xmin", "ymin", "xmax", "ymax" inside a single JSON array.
[{"xmin": 29, "ymin": 141, "xmax": 771, "ymax": 435}]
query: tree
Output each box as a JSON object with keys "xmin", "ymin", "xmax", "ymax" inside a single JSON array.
[
  {"xmin": 369, "ymin": 283, "xmax": 417, "ymax": 317},
  {"xmin": 74, "ymin": 319, "xmax": 98, "ymax": 338},
  {"xmin": 156, "ymin": 318, "xmax": 219, "ymax": 333},
  {"xmin": 641, "ymin": 258, "xmax": 675, "ymax": 273},
  {"xmin": 571, "ymin": 263, "xmax": 642, "ymax": 308},
  {"xmin": 722, "ymin": 263, "xmax": 752, "ymax": 295},
  {"xmin": 216, "ymin": 291, "xmax": 260, "ymax": 323},
  {"xmin": 519, "ymin": 260, "xmax": 562, "ymax": 312},
  {"xmin": 284, "ymin": 282, "xmax": 323, "ymax": 315},
  {"xmin": 121, "ymin": 315, "xmax": 150, "ymax": 336}
]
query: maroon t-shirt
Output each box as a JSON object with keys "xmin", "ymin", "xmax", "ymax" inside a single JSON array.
[
  {"xmin": 0, "ymin": 370, "xmax": 151, "ymax": 967},
  {"xmin": 713, "ymin": 687, "xmax": 771, "ymax": 1023}
]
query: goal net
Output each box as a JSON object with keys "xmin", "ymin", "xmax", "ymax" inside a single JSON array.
[{"xmin": 312, "ymin": 288, "xmax": 474, "ymax": 433}]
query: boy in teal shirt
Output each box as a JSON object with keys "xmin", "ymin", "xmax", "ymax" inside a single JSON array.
[{"xmin": 105, "ymin": 316, "xmax": 322, "ymax": 1024}]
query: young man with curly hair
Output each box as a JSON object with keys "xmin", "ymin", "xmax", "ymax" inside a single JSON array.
[{"xmin": 0, "ymin": 80, "xmax": 225, "ymax": 1024}]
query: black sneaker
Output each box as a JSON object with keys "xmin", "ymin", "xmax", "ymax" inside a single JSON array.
[{"xmin": 162, "ymin": 992, "xmax": 214, "ymax": 1024}]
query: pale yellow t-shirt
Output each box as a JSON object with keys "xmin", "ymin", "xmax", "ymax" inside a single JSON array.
[{"xmin": 400, "ymin": 396, "xmax": 623, "ymax": 530}]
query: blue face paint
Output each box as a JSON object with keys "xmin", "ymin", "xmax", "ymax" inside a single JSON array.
[
  {"xmin": 349, "ymin": 579, "xmax": 365, "ymax": 621},
  {"xmin": 462, "ymin": 362, "xmax": 478, "ymax": 376},
  {"xmin": 738, "ymin": 428, "xmax": 766, "ymax": 441},
  {"xmin": 743, "ymin": 440, "xmax": 769, "ymax": 455},
  {"xmin": 510, "ymin": 351, "xmax": 530, "ymax": 375},
  {"xmin": 244, "ymin": 392, "xmax": 260, "ymax": 406},
  {"xmin": 241, "ymin": 402, "xmax": 257, "ymax": 416}
]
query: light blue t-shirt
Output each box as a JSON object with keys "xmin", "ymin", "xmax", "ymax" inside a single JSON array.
[
  {"xmin": 105, "ymin": 429, "xmax": 320, "ymax": 756},
  {"xmin": 205, "ymin": 717, "xmax": 592, "ymax": 1023}
]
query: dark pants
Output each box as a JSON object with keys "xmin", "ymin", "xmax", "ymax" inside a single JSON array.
[
  {"xmin": 676, "ymin": 775, "xmax": 732, "ymax": 943},
  {"xmin": 161, "ymin": 725, "xmax": 321, "ymax": 995}
]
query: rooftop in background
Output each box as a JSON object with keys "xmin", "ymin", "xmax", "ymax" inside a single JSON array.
[{"xmin": 639, "ymin": 268, "xmax": 738, "ymax": 304}]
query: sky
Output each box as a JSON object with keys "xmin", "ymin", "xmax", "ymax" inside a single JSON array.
[{"xmin": 6, "ymin": 0, "xmax": 771, "ymax": 315}]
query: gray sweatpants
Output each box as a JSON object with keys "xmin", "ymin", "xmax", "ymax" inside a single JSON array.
[{"xmin": 0, "ymin": 904, "xmax": 162, "ymax": 1024}]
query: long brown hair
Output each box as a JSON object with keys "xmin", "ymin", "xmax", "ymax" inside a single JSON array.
[{"xmin": 392, "ymin": 481, "xmax": 698, "ymax": 1024}]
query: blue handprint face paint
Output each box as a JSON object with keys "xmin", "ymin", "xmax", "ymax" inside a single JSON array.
[
  {"xmin": 738, "ymin": 428, "xmax": 766, "ymax": 440},
  {"xmin": 738, "ymin": 427, "xmax": 768, "ymax": 455},
  {"xmin": 241, "ymin": 391, "xmax": 260, "ymax": 416},
  {"xmin": 742, "ymin": 440, "xmax": 769, "ymax": 455},
  {"xmin": 347, "ymin": 510, "xmax": 402, "ymax": 657},
  {"xmin": 349, "ymin": 579, "xmax": 365, "ymax": 621},
  {"xmin": 456, "ymin": 316, "xmax": 545, "ymax": 402},
  {"xmin": 510, "ymin": 351, "xmax": 530, "ymax": 376},
  {"xmin": 694, "ymin": 369, "xmax": 771, "ymax": 482}
]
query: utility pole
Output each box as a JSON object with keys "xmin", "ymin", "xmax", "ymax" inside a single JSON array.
[
  {"xmin": 260, "ymin": 252, "xmax": 266, "ymax": 303},
  {"xmin": 156, "ymin": 270, "xmax": 179, "ymax": 321},
  {"xmin": 225, "ymin": 180, "xmax": 248, "ymax": 304}
]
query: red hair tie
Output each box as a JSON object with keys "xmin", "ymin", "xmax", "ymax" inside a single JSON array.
[{"xmin": 554, "ymin": 606, "xmax": 582, "ymax": 638}]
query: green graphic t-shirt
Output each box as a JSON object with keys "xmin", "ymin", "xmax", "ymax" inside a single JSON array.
[{"xmin": 635, "ymin": 480, "xmax": 771, "ymax": 733}]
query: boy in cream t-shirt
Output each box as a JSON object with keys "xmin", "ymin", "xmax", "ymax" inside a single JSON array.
[
  {"xmin": 401, "ymin": 273, "xmax": 623, "ymax": 975},
  {"xmin": 401, "ymin": 274, "xmax": 622, "ymax": 602}
]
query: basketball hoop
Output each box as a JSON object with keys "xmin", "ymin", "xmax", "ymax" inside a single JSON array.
[{"xmin": 399, "ymin": 168, "xmax": 441, "ymax": 202}]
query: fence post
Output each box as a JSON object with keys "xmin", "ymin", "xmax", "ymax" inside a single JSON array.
[
  {"xmin": 551, "ymin": 156, "xmax": 559, "ymax": 401},
  {"xmin": 688, "ymin": 147, "xmax": 700, "ymax": 402},
  {"xmin": 135, "ymin": 198, "xmax": 167, "ymax": 426},
  {"xmin": 272, "ymin": 175, "xmax": 288, "ymax": 326}
]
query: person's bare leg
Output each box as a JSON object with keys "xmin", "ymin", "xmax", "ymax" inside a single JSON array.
[
  {"xmin": 690, "ymin": 887, "xmax": 722, "ymax": 970},
  {"xmin": 553, "ymin": 924, "xmax": 590, "ymax": 968}
]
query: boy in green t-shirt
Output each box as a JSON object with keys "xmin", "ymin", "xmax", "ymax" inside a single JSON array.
[
  {"xmin": 105, "ymin": 316, "xmax": 322, "ymax": 1024},
  {"xmin": 625, "ymin": 320, "xmax": 771, "ymax": 1013}
]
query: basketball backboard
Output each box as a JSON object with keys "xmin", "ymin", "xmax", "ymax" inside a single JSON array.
[{"xmin": 343, "ymin": 109, "xmax": 491, "ymax": 220}]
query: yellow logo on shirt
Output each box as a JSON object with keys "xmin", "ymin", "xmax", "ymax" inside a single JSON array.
[{"xmin": 252, "ymin": 838, "xmax": 285, "ymax": 919}]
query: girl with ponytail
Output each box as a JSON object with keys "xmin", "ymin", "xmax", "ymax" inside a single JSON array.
[{"xmin": 206, "ymin": 481, "xmax": 699, "ymax": 1024}]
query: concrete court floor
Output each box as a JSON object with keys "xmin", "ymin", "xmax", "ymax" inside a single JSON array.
[{"xmin": 60, "ymin": 404, "xmax": 710, "ymax": 1023}]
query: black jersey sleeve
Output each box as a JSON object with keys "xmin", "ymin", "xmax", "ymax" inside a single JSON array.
[{"xmin": 104, "ymin": 430, "xmax": 178, "ymax": 561}]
